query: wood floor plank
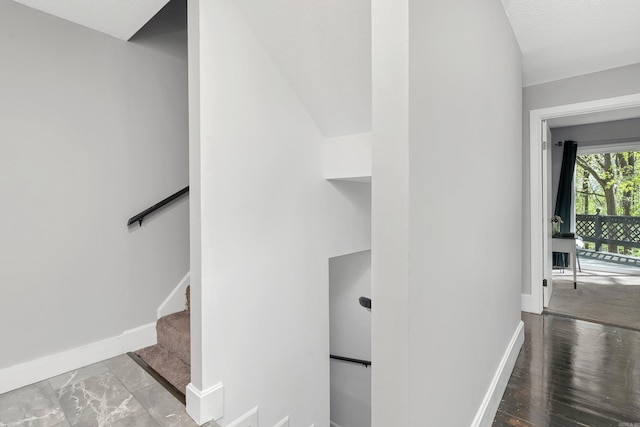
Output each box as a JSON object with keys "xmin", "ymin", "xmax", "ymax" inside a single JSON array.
[
  {"xmin": 494, "ymin": 313, "xmax": 640, "ymax": 426},
  {"xmin": 492, "ymin": 410, "xmax": 534, "ymax": 426}
]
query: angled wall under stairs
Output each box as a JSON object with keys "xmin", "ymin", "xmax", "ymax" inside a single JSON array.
[{"xmin": 135, "ymin": 286, "xmax": 191, "ymax": 394}]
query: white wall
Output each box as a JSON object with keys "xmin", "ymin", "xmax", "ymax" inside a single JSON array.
[
  {"xmin": 373, "ymin": 0, "xmax": 522, "ymax": 425},
  {"xmin": 407, "ymin": 0, "xmax": 522, "ymax": 424},
  {"xmin": 329, "ymin": 250, "xmax": 371, "ymax": 427},
  {"xmin": 522, "ymin": 63, "xmax": 640, "ymax": 293},
  {"xmin": 324, "ymin": 133, "xmax": 372, "ymax": 181},
  {"xmin": 189, "ymin": 1, "xmax": 370, "ymax": 425},
  {"xmin": 371, "ymin": 0, "xmax": 410, "ymax": 423},
  {"xmin": 327, "ymin": 181, "xmax": 372, "ymax": 258},
  {"xmin": 0, "ymin": 0, "xmax": 189, "ymax": 371},
  {"xmin": 234, "ymin": 0, "xmax": 372, "ymax": 138}
]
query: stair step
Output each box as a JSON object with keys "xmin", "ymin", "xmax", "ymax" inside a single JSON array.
[
  {"xmin": 157, "ymin": 311, "xmax": 190, "ymax": 366},
  {"xmin": 135, "ymin": 344, "xmax": 190, "ymax": 394}
]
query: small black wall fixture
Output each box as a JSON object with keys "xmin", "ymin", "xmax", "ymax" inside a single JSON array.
[
  {"xmin": 359, "ymin": 296, "xmax": 372, "ymax": 311},
  {"xmin": 127, "ymin": 186, "xmax": 189, "ymax": 227}
]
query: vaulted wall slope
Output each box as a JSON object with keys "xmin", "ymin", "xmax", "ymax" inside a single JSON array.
[
  {"xmin": 188, "ymin": 1, "xmax": 371, "ymax": 425},
  {"xmin": 10, "ymin": 0, "xmax": 170, "ymax": 40}
]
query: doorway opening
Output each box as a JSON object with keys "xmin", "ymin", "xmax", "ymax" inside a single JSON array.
[
  {"xmin": 328, "ymin": 250, "xmax": 371, "ymax": 427},
  {"xmin": 546, "ymin": 141, "xmax": 640, "ymax": 329},
  {"xmin": 526, "ymin": 93, "xmax": 640, "ymax": 315}
]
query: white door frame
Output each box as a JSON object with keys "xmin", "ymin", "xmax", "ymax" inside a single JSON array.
[
  {"xmin": 541, "ymin": 120, "xmax": 552, "ymax": 308},
  {"xmin": 525, "ymin": 92, "xmax": 640, "ymax": 314}
]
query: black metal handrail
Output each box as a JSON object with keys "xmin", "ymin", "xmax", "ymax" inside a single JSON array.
[
  {"xmin": 330, "ymin": 354, "xmax": 371, "ymax": 367},
  {"xmin": 127, "ymin": 186, "xmax": 189, "ymax": 226}
]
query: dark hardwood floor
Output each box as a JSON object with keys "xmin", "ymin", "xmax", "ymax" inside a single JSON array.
[{"xmin": 493, "ymin": 312, "xmax": 640, "ymax": 426}]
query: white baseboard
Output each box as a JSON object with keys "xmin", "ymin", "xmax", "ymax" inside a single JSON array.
[
  {"xmin": 273, "ymin": 415, "xmax": 289, "ymax": 427},
  {"xmin": 122, "ymin": 322, "xmax": 158, "ymax": 352},
  {"xmin": 0, "ymin": 322, "xmax": 157, "ymax": 395},
  {"xmin": 158, "ymin": 272, "xmax": 191, "ymax": 319},
  {"xmin": 186, "ymin": 382, "xmax": 224, "ymax": 425},
  {"xmin": 226, "ymin": 406, "xmax": 259, "ymax": 427},
  {"xmin": 470, "ymin": 320, "xmax": 525, "ymax": 427}
]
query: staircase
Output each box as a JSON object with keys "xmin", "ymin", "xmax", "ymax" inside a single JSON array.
[{"xmin": 134, "ymin": 287, "xmax": 191, "ymax": 395}]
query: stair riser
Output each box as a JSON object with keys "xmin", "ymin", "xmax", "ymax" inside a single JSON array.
[
  {"xmin": 156, "ymin": 313, "xmax": 191, "ymax": 366},
  {"xmin": 157, "ymin": 324, "xmax": 190, "ymax": 365},
  {"xmin": 135, "ymin": 345, "xmax": 190, "ymax": 395}
]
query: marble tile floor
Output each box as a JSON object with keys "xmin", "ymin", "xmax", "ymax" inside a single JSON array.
[{"xmin": 0, "ymin": 355, "xmax": 218, "ymax": 427}]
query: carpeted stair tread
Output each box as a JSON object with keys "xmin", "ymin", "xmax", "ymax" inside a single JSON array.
[
  {"xmin": 157, "ymin": 310, "xmax": 190, "ymax": 366},
  {"xmin": 134, "ymin": 297, "xmax": 191, "ymax": 397},
  {"xmin": 136, "ymin": 344, "xmax": 190, "ymax": 394}
]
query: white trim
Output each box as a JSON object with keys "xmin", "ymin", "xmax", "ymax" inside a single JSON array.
[
  {"xmin": 158, "ymin": 271, "xmax": 191, "ymax": 319},
  {"xmin": 577, "ymin": 140, "xmax": 640, "ymax": 155},
  {"xmin": 529, "ymin": 108, "xmax": 544, "ymax": 314},
  {"xmin": 122, "ymin": 322, "xmax": 157, "ymax": 352},
  {"xmin": 470, "ymin": 321, "xmax": 525, "ymax": 427},
  {"xmin": 542, "ymin": 120, "xmax": 552, "ymax": 308},
  {"xmin": 273, "ymin": 415, "xmax": 290, "ymax": 427},
  {"xmin": 329, "ymin": 247, "xmax": 372, "ymax": 261},
  {"xmin": 327, "ymin": 176, "xmax": 372, "ymax": 183},
  {"xmin": 226, "ymin": 406, "xmax": 259, "ymax": 427},
  {"xmin": 535, "ymin": 93, "xmax": 640, "ymax": 120},
  {"xmin": 0, "ymin": 323, "xmax": 157, "ymax": 395},
  {"xmin": 186, "ymin": 382, "xmax": 224, "ymax": 425},
  {"xmin": 526, "ymin": 92, "xmax": 640, "ymax": 314}
]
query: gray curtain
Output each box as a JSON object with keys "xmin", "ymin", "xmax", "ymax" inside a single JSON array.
[{"xmin": 553, "ymin": 140, "xmax": 578, "ymax": 268}]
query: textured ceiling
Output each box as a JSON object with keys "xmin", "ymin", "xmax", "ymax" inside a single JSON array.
[
  {"xmin": 11, "ymin": 0, "xmax": 170, "ymax": 40},
  {"xmin": 235, "ymin": 0, "xmax": 371, "ymax": 138},
  {"xmin": 502, "ymin": 0, "xmax": 640, "ymax": 87}
]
